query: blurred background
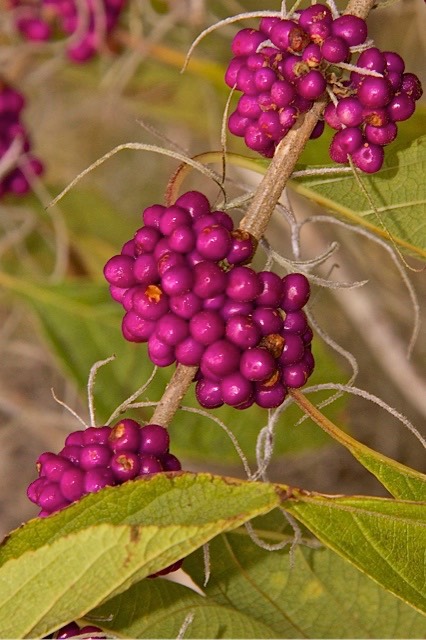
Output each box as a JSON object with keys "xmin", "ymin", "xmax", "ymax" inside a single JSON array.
[{"xmin": 0, "ymin": 0, "xmax": 425, "ymax": 539}]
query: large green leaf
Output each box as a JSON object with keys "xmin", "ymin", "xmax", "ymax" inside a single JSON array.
[
  {"xmin": 285, "ymin": 490, "xmax": 426, "ymax": 615},
  {"xmin": 92, "ymin": 511, "xmax": 426, "ymax": 638},
  {"xmin": 292, "ymin": 136, "xmax": 426, "ymax": 259},
  {"xmin": 290, "ymin": 390, "xmax": 426, "ymax": 501},
  {"xmin": 1, "ymin": 473, "xmax": 425, "ymax": 637},
  {"xmin": 0, "ymin": 473, "xmax": 281, "ymax": 638}
]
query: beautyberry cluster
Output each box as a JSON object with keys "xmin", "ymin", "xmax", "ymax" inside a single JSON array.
[
  {"xmin": 103, "ymin": 191, "xmax": 314, "ymax": 409},
  {"xmin": 27, "ymin": 419, "xmax": 181, "ymax": 517},
  {"xmin": 225, "ymin": 4, "xmax": 422, "ymax": 172},
  {"xmin": 9, "ymin": 0, "xmax": 126, "ymax": 62},
  {"xmin": 0, "ymin": 81, "xmax": 43, "ymax": 196},
  {"xmin": 49, "ymin": 621, "xmax": 105, "ymax": 639}
]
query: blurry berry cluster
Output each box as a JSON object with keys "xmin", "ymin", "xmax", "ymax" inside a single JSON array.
[
  {"xmin": 103, "ymin": 190, "xmax": 314, "ymax": 410},
  {"xmin": 9, "ymin": 0, "xmax": 127, "ymax": 62},
  {"xmin": 225, "ymin": 4, "xmax": 422, "ymax": 172},
  {"xmin": 0, "ymin": 80, "xmax": 43, "ymax": 197}
]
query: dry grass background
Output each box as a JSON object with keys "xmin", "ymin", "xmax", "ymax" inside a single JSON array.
[{"xmin": 0, "ymin": 0, "xmax": 425, "ymax": 540}]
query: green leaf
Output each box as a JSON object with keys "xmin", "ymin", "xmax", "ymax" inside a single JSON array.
[
  {"xmin": 0, "ymin": 473, "xmax": 281, "ymax": 638},
  {"xmin": 290, "ymin": 390, "xmax": 426, "ymax": 501},
  {"xmin": 285, "ymin": 491, "xmax": 426, "ymax": 616},
  {"xmin": 292, "ymin": 136, "xmax": 426, "ymax": 259},
  {"xmin": 92, "ymin": 512, "xmax": 426, "ymax": 638}
]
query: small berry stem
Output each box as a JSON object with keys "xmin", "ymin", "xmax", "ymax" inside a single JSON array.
[{"xmin": 150, "ymin": 0, "xmax": 377, "ymax": 429}]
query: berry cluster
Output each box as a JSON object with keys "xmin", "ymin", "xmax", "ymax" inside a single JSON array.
[
  {"xmin": 225, "ymin": 4, "xmax": 422, "ymax": 172},
  {"xmin": 9, "ymin": 0, "xmax": 126, "ymax": 63},
  {"xmin": 325, "ymin": 47, "xmax": 423, "ymax": 172},
  {"xmin": 0, "ymin": 81, "xmax": 43, "ymax": 196},
  {"xmin": 27, "ymin": 419, "xmax": 181, "ymax": 517},
  {"xmin": 103, "ymin": 191, "xmax": 314, "ymax": 409},
  {"xmin": 50, "ymin": 622, "xmax": 105, "ymax": 639}
]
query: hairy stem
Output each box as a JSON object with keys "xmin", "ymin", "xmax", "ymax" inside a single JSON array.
[{"xmin": 151, "ymin": 0, "xmax": 376, "ymax": 428}]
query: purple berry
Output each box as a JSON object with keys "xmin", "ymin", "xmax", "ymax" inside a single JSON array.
[
  {"xmin": 279, "ymin": 334, "xmax": 305, "ymax": 365},
  {"xmin": 257, "ymin": 271, "xmax": 283, "ymax": 307},
  {"xmin": 329, "ymin": 127, "xmax": 363, "ymax": 163},
  {"xmin": 170, "ymin": 291, "xmax": 203, "ymax": 319},
  {"xmin": 156, "ymin": 313, "xmax": 189, "ymax": 346},
  {"xmin": 84, "ymin": 468, "xmax": 115, "ymax": 493},
  {"xmin": 331, "ymin": 14, "xmax": 368, "ymax": 46},
  {"xmin": 231, "ymin": 29, "xmax": 266, "ymax": 57},
  {"xmin": 254, "ymin": 381, "xmax": 287, "ymax": 408},
  {"xmin": 80, "ymin": 444, "xmax": 111, "ymax": 471},
  {"xmin": 296, "ymin": 69, "xmax": 326, "ymax": 100},
  {"xmin": 195, "ymin": 378, "xmax": 224, "ymax": 408},
  {"xmin": 134, "ymin": 226, "xmax": 162, "ymax": 254},
  {"xmin": 110, "ymin": 452, "xmax": 141, "ymax": 481},
  {"xmin": 175, "ymin": 336, "xmax": 205, "ymax": 366},
  {"xmin": 282, "ymin": 362, "xmax": 309, "ymax": 388},
  {"xmin": 132, "ymin": 285, "xmax": 169, "ymax": 321},
  {"xmin": 175, "ymin": 191, "xmax": 211, "ymax": 219},
  {"xmin": 221, "ymin": 372, "xmax": 254, "ymax": 406},
  {"xmin": 270, "ymin": 79, "xmax": 296, "ymax": 108},
  {"xmin": 226, "ymin": 266, "xmax": 262, "ymax": 302},
  {"xmin": 281, "ymin": 273, "xmax": 310, "ymax": 311},
  {"xmin": 140, "ymin": 424, "xmax": 170, "ymax": 456},
  {"xmin": 161, "ymin": 265, "xmax": 194, "ymax": 296},
  {"xmin": 196, "ymin": 224, "xmax": 232, "ymax": 261},
  {"xmin": 270, "ymin": 20, "xmax": 309, "ymax": 53},
  {"xmin": 384, "ymin": 51, "xmax": 405, "ymax": 75},
  {"xmin": 139, "ymin": 455, "xmax": 163, "ymax": 475},
  {"xmin": 351, "ymin": 141, "xmax": 384, "ymax": 173},
  {"xmin": 148, "ymin": 333, "xmax": 176, "ymax": 366},
  {"xmin": 364, "ymin": 122, "xmax": 397, "ymax": 145},
  {"xmin": 160, "ymin": 453, "xmax": 182, "ymax": 471},
  {"xmin": 244, "ymin": 124, "xmax": 274, "ymax": 156},
  {"xmin": 400, "ymin": 73, "xmax": 423, "ymax": 101},
  {"xmin": 159, "ymin": 206, "xmax": 191, "ymax": 236},
  {"xmin": 202, "ymin": 339, "xmax": 241, "ymax": 377},
  {"xmin": 357, "ymin": 76, "xmax": 394, "ymax": 109},
  {"xmin": 122, "ymin": 311, "xmax": 156, "ymax": 342},
  {"xmin": 60, "ymin": 467, "xmax": 85, "ymax": 502},
  {"xmin": 282, "ymin": 310, "xmax": 308, "ymax": 335},
  {"xmin": 252, "ymin": 307, "xmax": 283, "ymax": 336},
  {"xmin": 39, "ymin": 454, "xmax": 73, "ymax": 482},
  {"xmin": 387, "ymin": 92, "xmax": 416, "ymax": 121},
  {"xmin": 133, "ymin": 254, "xmax": 158, "ymax": 284},
  {"xmin": 226, "ymin": 230, "xmax": 256, "ymax": 265},
  {"xmin": 82, "ymin": 426, "xmax": 111, "ymax": 446},
  {"xmin": 193, "ymin": 261, "xmax": 227, "ymax": 299},
  {"xmin": 225, "ymin": 314, "xmax": 261, "ymax": 349},
  {"xmin": 336, "ymin": 97, "xmax": 364, "ymax": 127},
  {"xmin": 103, "ymin": 255, "xmax": 135, "ymax": 288},
  {"xmin": 190, "ymin": 310, "xmax": 225, "ymax": 346},
  {"xmin": 240, "ymin": 347, "xmax": 276, "ymax": 382},
  {"xmin": 321, "ymin": 36, "xmax": 350, "ymax": 63},
  {"xmin": 109, "ymin": 419, "xmax": 141, "ymax": 452}
]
